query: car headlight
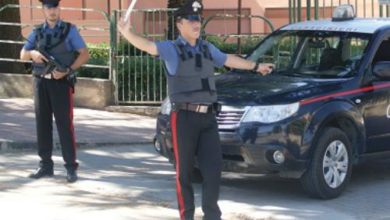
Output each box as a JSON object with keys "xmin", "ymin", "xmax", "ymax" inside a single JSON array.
[
  {"xmin": 160, "ymin": 97, "xmax": 171, "ymax": 115},
  {"xmin": 242, "ymin": 102, "xmax": 300, "ymax": 123}
]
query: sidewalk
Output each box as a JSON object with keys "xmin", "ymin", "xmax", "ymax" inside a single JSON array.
[
  {"xmin": 0, "ymin": 98, "xmax": 157, "ymax": 151},
  {"xmin": 0, "ymin": 99, "xmax": 386, "ymax": 220}
]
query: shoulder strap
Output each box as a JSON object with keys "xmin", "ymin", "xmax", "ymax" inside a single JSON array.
[
  {"xmin": 46, "ymin": 22, "xmax": 72, "ymax": 50},
  {"xmin": 33, "ymin": 23, "xmax": 45, "ymax": 44},
  {"xmin": 200, "ymin": 40, "xmax": 213, "ymax": 61},
  {"xmin": 174, "ymin": 41, "xmax": 187, "ymax": 61}
]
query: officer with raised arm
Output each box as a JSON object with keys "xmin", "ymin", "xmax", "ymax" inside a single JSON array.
[{"xmin": 118, "ymin": 0, "xmax": 273, "ymax": 219}]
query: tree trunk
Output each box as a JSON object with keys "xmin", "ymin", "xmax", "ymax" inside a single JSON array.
[
  {"xmin": 167, "ymin": 0, "xmax": 186, "ymax": 40},
  {"xmin": 0, "ymin": 0, "xmax": 25, "ymax": 74}
]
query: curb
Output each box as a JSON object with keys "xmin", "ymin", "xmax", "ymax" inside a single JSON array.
[
  {"xmin": 0, "ymin": 140, "xmax": 153, "ymax": 152},
  {"xmin": 105, "ymin": 105, "xmax": 160, "ymax": 117}
]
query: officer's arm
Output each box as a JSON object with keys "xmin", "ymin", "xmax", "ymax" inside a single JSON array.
[
  {"xmin": 225, "ymin": 54, "xmax": 274, "ymax": 75},
  {"xmin": 20, "ymin": 48, "xmax": 48, "ymax": 63},
  {"xmin": 20, "ymin": 32, "xmax": 48, "ymax": 63},
  {"xmin": 117, "ymin": 19, "xmax": 158, "ymax": 56},
  {"xmin": 70, "ymin": 48, "xmax": 90, "ymax": 71},
  {"xmin": 20, "ymin": 48, "xmax": 32, "ymax": 61}
]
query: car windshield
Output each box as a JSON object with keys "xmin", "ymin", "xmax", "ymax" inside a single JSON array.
[{"xmin": 247, "ymin": 30, "xmax": 371, "ymax": 78}]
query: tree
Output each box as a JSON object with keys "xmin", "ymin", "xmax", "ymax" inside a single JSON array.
[
  {"xmin": 0, "ymin": 0, "xmax": 24, "ymax": 73},
  {"xmin": 167, "ymin": 0, "xmax": 185, "ymax": 40}
]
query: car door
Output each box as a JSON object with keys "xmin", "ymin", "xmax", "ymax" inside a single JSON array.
[{"xmin": 362, "ymin": 38, "xmax": 390, "ymax": 152}]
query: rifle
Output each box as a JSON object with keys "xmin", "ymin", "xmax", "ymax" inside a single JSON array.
[
  {"xmin": 34, "ymin": 48, "xmax": 77, "ymax": 88},
  {"xmin": 38, "ymin": 48, "xmax": 68, "ymax": 73}
]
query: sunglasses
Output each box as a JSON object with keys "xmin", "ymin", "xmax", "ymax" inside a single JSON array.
[{"xmin": 183, "ymin": 15, "xmax": 202, "ymax": 22}]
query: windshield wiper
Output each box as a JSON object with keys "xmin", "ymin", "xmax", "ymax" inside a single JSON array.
[{"xmin": 276, "ymin": 70, "xmax": 317, "ymax": 78}]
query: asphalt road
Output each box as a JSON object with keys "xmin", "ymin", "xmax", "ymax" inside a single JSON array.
[{"xmin": 1, "ymin": 145, "xmax": 389, "ymax": 220}]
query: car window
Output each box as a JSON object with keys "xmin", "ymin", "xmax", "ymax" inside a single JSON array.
[
  {"xmin": 373, "ymin": 40, "xmax": 390, "ymax": 63},
  {"xmin": 248, "ymin": 31, "xmax": 300, "ymax": 71},
  {"xmin": 248, "ymin": 30, "xmax": 371, "ymax": 79}
]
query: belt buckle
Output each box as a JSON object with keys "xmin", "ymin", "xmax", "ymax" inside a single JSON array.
[
  {"xmin": 197, "ymin": 105, "xmax": 208, "ymax": 113},
  {"xmin": 43, "ymin": 74, "xmax": 52, "ymax": 79}
]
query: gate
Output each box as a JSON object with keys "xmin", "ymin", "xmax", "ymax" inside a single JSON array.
[{"xmin": 111, "ymin": 9, "xmax": 175, "ymax": 105}]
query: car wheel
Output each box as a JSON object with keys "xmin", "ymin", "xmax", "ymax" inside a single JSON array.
[
  {"xmin": 300, "ymin": 127, "xmax": 352, "ymax": 199},
  {"xmin": 153, "ymin": 137, "xmax": 163, "ymax": 154}
]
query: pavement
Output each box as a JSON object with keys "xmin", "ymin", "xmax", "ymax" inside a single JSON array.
[
  {"xmin": 0, "ymin": 98, "xmax": 157, "ymax": 151},
  {"xmin": 1, "ymin": 98, "xmax": 390, "ymax": 220}
]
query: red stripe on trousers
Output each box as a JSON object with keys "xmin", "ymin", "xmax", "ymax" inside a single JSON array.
[
  {"xmin": 69, "ymin": 88, "xmax": 76, "ymax": 161},
  {"xmin": 170, "ymin": 111, "xmax": 185, "ymax": 220}
]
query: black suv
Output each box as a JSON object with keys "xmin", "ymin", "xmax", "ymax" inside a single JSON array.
[{"xmin": 154, "ymin": 5, "xmax": 390, "ymax": 199}]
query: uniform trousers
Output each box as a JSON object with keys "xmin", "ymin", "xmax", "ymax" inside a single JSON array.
[
  {"xmin": 33, "ymin": 77, "xmax": 78, "ymax": 170},
  {"xmin": 170, "ymin": 110, "xmax": 222, "ymax": 220}
]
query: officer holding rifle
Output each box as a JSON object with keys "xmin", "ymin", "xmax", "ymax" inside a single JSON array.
[{"xmin": 20, "ymin": 0, "xmax": 89, "ymax": 183}]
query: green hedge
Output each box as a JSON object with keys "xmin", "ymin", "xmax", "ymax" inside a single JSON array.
[
  {"xmin": 117, "ymin": 55, "xmax": 167, "ymax": 102},
  {"xmin": 205, "ymin": 35, "xmax": 264, "ymax": 55},
  {"xmin": 77, "ymin": 43, "xmax": 110, "ymax": 79}
]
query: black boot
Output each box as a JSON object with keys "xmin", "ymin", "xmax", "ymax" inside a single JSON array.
[
  {"xmin": 29, "ymin": 167, "xmax": 54, "ymax": 179},
  {"xmin": 66, "ymin": 169, "xmax": 78, "ymax": 183}
]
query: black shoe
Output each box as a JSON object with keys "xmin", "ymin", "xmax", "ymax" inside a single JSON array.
[
  {"xmin": 66, "ymin": 169, "xmax": 78, "ymax": 183},
  {"xmin": 29, "ymin": 167, "xmax": 54, "ymax": 179}
]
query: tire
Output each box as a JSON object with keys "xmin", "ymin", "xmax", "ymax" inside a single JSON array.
[
  {"xmin": 153, "ymin": 137, "xmax": 163, "ymax": 154},
  {"xmin": 300, "ymin": 127, "xmax": 352, "ymax": 199}
]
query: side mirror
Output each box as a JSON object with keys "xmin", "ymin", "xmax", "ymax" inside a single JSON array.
[{"xmin": 373, "ymin": 61, "xmax": 390, "ymax": 80}]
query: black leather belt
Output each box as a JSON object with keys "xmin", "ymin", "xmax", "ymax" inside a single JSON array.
[{"xmin": 172, "ymin": 103, "xmax": 219, "ymax": 113}]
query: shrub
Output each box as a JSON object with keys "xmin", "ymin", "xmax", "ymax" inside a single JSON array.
[
  {"xmin": 77, "ymin": 43, "xmax": 110, "ymax": 79},
  {"xmin": 116, "ymin": 55, "xmax": 167, "ymax": 102}
]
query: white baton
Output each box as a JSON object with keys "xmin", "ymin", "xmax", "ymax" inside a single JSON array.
[{"xmin": 124, "ymin": 0, "xmax": 138, "ymax": 22}]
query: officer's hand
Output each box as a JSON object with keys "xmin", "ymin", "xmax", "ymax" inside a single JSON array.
[
  {"xmin": 257, "ymin": 63, "xmax": 275, "ymax": 76},
  {"xmin": 117, "ymin": 17, "xmax": 131, "ymax": 36},
  {"xmin": 52, "ymin": 69, "xmax": 69, "ymax": 80},
  {"xmin": 30, "ymin": 50, "xmax": 48, "ymax": 64}
]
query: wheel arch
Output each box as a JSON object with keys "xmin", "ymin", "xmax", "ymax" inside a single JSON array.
[{"xmin": 302, "ymin": 100, "xmax": 366, "ymax": 165}]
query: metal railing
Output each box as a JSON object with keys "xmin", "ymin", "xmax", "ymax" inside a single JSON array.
[
  {"xmin": 202, "ymin": 13, "xmax": 274, "ymax": 54},
  {"xmin": 111, "ymin": 9, "xmax": 175, "ymax": 105}
]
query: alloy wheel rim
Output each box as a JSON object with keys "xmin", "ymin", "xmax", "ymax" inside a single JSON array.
[
  {"xmin": 322, "ymin": 140, "xmax": 349, "ymax": 189},
  {"xmin": 154, "ymin": 139, "xmax": 161, "ymax": 152}
]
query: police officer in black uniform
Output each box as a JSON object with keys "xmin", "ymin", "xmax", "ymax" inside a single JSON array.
[
  {"xmin": 118, "ymin": 0, "xmax": 273, "ymax": 219},
  {"xmin": 20, "ymin": 0, "xmax": 89, "ymax": 183}
]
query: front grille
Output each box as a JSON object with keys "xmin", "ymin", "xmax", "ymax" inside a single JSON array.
[{"xmin": 216, "ymin": 106, "xmax": 246, "ymax": 131}]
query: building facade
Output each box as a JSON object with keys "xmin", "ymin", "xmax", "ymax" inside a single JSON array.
[
  {"xmin": 19, "ymin": 0, "xmax": 291, "ymax": 43},
  {"xmin": 18, "ymin": 0, "xmax": 384, "ymax": 43}
]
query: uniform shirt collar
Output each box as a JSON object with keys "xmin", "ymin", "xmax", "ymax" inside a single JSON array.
[
  {"xmin": 177, "ymin": 35, "xmax": 201, "ymax": 49},
  {"xmin": 43, "ymin": 19, "xmax": 62, "ymax": 29}
]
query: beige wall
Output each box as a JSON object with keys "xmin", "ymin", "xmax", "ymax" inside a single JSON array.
[{"xmin": 0, "ymin": 74, "xmax": 114, "ymax": 109}]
